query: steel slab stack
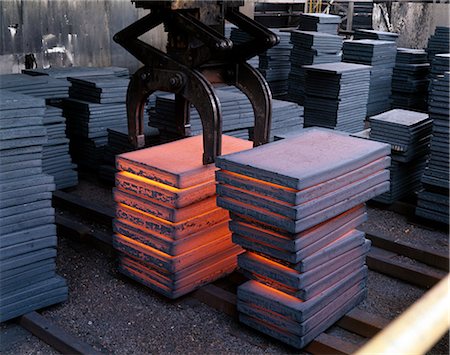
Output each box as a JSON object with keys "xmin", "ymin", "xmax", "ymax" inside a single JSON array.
[
  {"xmin": 0, "ymin": 74, "xmax": 77, "ymax": 188},
  {"xmin": 258, "ymin": 29, "xmax": 293, "ymax": 98},
  {"xmin": 426, "ymin": 26, "xmax": 450, "ymax": 61},
  {"xmin": 303, "ymin": 62, "xmax": 371, "ymax": 133},
  {"xmin": 23, "ymin": 66, "xmax": 129, "ymax": 78},
  {"xmin": 0, "ymin": 90, "xmax": 67, "ymax": 322},
  {"xmin": 215, "ymin": 128, "xmax": 390, "ymax": 349},
  {"xmin": 353, "ymin": 29, "xmax": 398, "ymax": 42},
  {"xmin": 297, "ymin": 13, "xmax": 341, "ymax": 35},
  {"xmin": 369, "ymin": 109, "xmax": 432, "ymax": 204},
  {"xmin": 343, "ymin": 39, "xmax": 397, "ymax": 116},
  {"xmin": 391, "ymin": 48, "xmax": 430, "ymax": 111},
  {"xmin": 287, "ymin": 30, "xmax": 343, "ymax": 105},
  {"xmin": 416, "ymin": 69, "xmax": 450, "ymax": 224},
  {"xmin": 113, "ymin": 135, "xmax": 252, "ymax": 298},
  {"xmin": 63, "ymin": 76, "xmax": 128, "ymax": 170},
  {"xmin": 150, "ymin": 87, "xmax": 304, "ymax": 141}
]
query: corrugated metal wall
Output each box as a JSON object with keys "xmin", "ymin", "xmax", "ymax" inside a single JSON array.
[{"xmin": 0, "ymin": 0, "xmax": 254, "ymax": 74}]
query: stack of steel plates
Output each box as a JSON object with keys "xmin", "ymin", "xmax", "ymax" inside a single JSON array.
[
  {"xmin": 0, "ymin": 90, "xmax": 68, "ymax": 322},
  {"xmin": 23, "ymin": 66, "xmax": 129, "ymax": 78},
  {"xmin": 416, "ymin": 71, "xmax": 450, "ymax": 224},
  {"xmin": 113, "ymin": 135, "xmax": 252, "ymax": 298},
  {"xmin": 429, "ymin": 53, "xmax": 450, "ymax": 80},
  {"xmin": 0, "ymin": 73, "xmax": 70, "ymax": 99},
  {"xmin": 343, "ymin": 39, "xmax": 397, "ymax": 116},
  {"xmin": 369, "ymin": 109, "xmax": 432, "ymax": 204},
  {"xmin": 99, "ymin": 126, "xmax": 160, "ymax": 183},
  {"xmin": 303, "ymin": 62, "xmax": 371, "ymax": 133},
  {"xmin": 150, "ymin": 87, "xmax": 304, "ymax": 141},
  {"xmin": 297, "ymin": 13, "xmax": 341, "ymax": 35},
  {"xmin": 426, "ymin": 26, "xmax": 450, "ymax": 61},
  {"xmin": 0, "ymin": 73, "xmax": 77, "ymax": 188},
  {"xmin": 354, "ymin": 29, "xmax": 399, "ymax": 42},
  {"xmin": 63, "ymin": 76, "xmax": 128, "ymax": 170},
  {"xmin": 287, "ymin": 30, "xmax": 343, "ymax": 105},
  {"xmin": 391, "ymin": 48, "xmax": 430, "ymax": 111},
  {"xmin": 215, "ymin": 128, "xmax": 390, "ymax": 349},
  {"xmin": 258, "ymin": 29, "xmax": 293, "ymax": 97},
  {"xmin": 42, "ymin": 106, "xmax": 78, "ymax": 189},
  {"xmin": 229, "ymin": 26, "xmax": 259, "ymax": 68}
]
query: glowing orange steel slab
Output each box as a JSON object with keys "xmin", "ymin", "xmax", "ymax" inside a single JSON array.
[
  {"xmin": 113, "ymin": 232, "xmax": 236, "ymax": 273},
  {"xmin": 115, "ymin": 171, "xmax": 216, "ymax": 208},
  {"xmin": 116, "ymin": 135, "xmax": 252, "ymax": 188},
  {"xmin": 114, "ymin": 219, "xmax": 231, "ymax": 256},
  {"xmin": 113, "ymin": 189, "xmax": 218, "ymax": 222}
]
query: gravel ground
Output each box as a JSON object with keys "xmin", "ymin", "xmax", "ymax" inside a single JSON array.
[{"xmin": 1, "ymin": 178, "xmax": 448, "ymax": 354}]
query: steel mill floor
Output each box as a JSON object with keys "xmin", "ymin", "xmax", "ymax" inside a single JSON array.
[{"xmin": 1, "ymin": 178, "xmax": 448, "ymax": 354}]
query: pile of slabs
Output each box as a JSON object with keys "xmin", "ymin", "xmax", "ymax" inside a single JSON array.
[
  {"xmin": 391, "ymin": 48, "xmax": 430, "ymax": 111},
  {"xmin": 258, "ymin": 29, "xmax": 293, "ymax": 97},
  {"xmin": 23, "ymin": 66, "xmax": 129, "ymax": 79},
  {"xmin": 343, "ymin": 39, "xmax": 397, "ymax": 116},
  {"xmin": 42, "ymin": 106, "xmax": 78, "ymax": 189},
  {"xmin": 429, "ymin": 53, "xmax": 450, "ymax": 80},
  {"xmin": 215, "ymin": 127, "xmax": 390, "ymax": 349},
  {"xmin": 150, "ymin": 87, "xmax": 304, "ymax": 141},
  {"xmin": 354, "ymin": 29, "xmax": 399, "ymax": 42},
  {"xmin": 0, "ymin": 90, "xmax": 68, "ymax": 322},
  {"xmin": 416, "ymin": 71, "xmax": 450, "ymax": 224},
  {"xmin": 63, "ymin": 75, "xmax": 128, "ymax": 170},
  {"xmin": 0, "ymin": 74, "xmax": 70, "ymax": 99},
  {"xmin": 99, "ymin": 126, "xmax": 160, "ymax": 183},
  {"xmin": 287, "ymin": 30, "xmax": 343, "ymax": 105},
  {"xmin": 303, "ymin": 62, "xmax": 371, "ymax": 133},
  {"xmin": 229, "ymin": 26, "xmax": 259, "ymax": 68},
  {"xmin": 369, "ymin": 109, "xmax": 432, "ymax": 204},
  {"xmin": 113, "ymin": 135, "xmax": 253, "ymax": 298},
  {"xmin": 297, "ymin": 13, "xmax": 341, "ymax": 35},
  {"xmin": 426, "ymin": 26, "xmax": 450, "ymax": 61}
]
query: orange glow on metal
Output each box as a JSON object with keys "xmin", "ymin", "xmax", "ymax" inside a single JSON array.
[
  {"xmin": 118, "ymin": 171, "xmax": 213, "ymax": 193},
  {"xmin": 115, "ymin": 232, "xmax": 233, "ymax": 261},
  {"xmin": 246, "ymin": 252, "xmax": 295, "ymax": 273},
  {"xmin": 117, "ymin": 202, "xmax": 227, "ymax": 227},
  {"xmin": 223, "ymin": 170, "xmax": 297, "ymax": 192}
]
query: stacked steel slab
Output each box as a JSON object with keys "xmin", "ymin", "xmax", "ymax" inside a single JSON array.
[
  {"xmin": 354, "ymin": 29, "xmax": 398, "ymax": 42},
  {"xmin": 215, "ymin": 128, "xmax": 390, "ymax": 349},
  {"xmin": 0, "ymin": 73, "xmax": 77, "ymax": 188},
  {"xmin": 258, "ymin": 29, "xmax": 293, "ymax": 97},
  {"xmin": 150, "ymin": 87, "xmax": 304, "ymax": 141},
  {"xmin": 113, "ymin": 135, "xmax": 252, "ymax": 298},
  {"xmin": 287, "ymin": 30, "xmax": 343, "ymax": 105},
  {"xmin": 303, "ymin": 62, "xmax": 371, "ymax": 133},
  {"xmin": 0, "ymin": 90, "xmax": 67, "ymax": 322},
  {"xmin": 42, "ymin": 106, "xmax": 78, "ymax": 189},
  {"xmin": 426, "ymin": 26, "xmax": 450, "ymax": 61},
  {"xmin": 297, "ymin": 13, "xmax": 341, "ymax": 35},
  {"xmin": 391, "ymin": 48, "xmax": 430, "ymax": 111},
  {"xmin": 369, "ymin": 109, "xmax": 432, "ymax": 204},
  {"xmin": 23, "ymin": 66, "xmax": 129, "ymax": 78},
  {"xmin": 343, "ymin": 39, "xmax": 397, "ymax": 116},
  {"xmin": 0, "ymin": 74, "xmax": 70, "ymax": 99},
  {"xmin": 63, "ymin": 76, "xmax": 128, "ymax": 170},
  {"xmin": 99, "ymin": 126, "xmax": 160, "ymax": 183},
  {"xmin": 416, "ymin": 70, "xmax": 450, "ymax": 224},
  {"xmin": 229, "ymin": 26, "xmax": 259, "ymax": 69}
]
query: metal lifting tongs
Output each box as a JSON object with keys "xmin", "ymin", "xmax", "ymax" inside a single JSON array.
[{"xmin": 114, "ymin": 0, "xmax": 279, "ymax": 164}]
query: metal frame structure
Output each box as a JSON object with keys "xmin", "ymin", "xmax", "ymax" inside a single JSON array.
[{"xmin": 114, "ymin": 1, "xmax": 279, "ymax": 164}]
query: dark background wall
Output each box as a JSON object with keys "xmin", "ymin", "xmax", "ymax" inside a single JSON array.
[{"xmin": 0, "ymin": 0, "xmax": 167, "ymax": 73}]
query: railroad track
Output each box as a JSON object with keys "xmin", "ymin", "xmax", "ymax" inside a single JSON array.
[{"xmin": 17, "ymin": 188, "xmax": 447, "ymax": 354}]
